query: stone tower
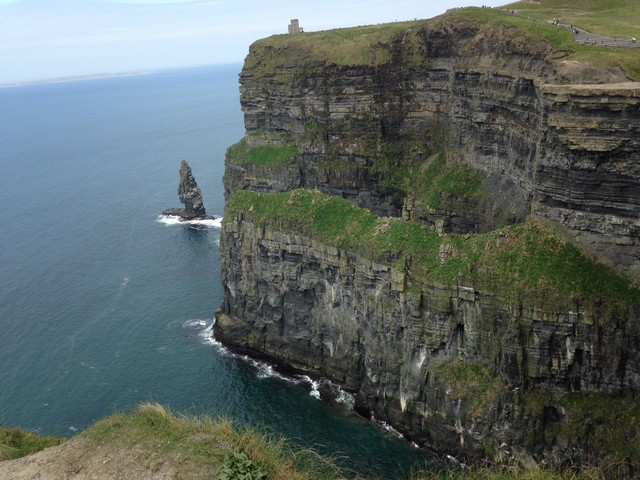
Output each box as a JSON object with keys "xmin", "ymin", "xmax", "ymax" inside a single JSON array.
[{"xmin": 287, "ymin": 19, "xmax": 302, "ymax": 34}]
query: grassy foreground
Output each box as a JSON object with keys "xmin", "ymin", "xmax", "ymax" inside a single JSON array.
[
  {"xmin": 1, "ymin": 403, "xmax": 614, "ymax": 479},
  {"xmin": 81, "ymin": 402, "xmax": 342, "ymax": 480},
  {"xmin": 414, "ymin": 466, "xmax": 606, "ymax": 480}
]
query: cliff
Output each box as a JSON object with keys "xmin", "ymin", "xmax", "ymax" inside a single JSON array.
[
  {"xmin": 224, "ymin": 10, "xmax": 640, "ymax": 278},
  {"xmin": 216, "ymin": 190, "xmax": 640, "ymax": 473},
  {"xmin": 216, "ymin": 6, "xmax": 640, "ymax": 474}
]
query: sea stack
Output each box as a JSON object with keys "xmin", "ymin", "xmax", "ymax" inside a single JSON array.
[{"xmin": 163, "ymin": 160, "xmax": 214, "ymax": 220}]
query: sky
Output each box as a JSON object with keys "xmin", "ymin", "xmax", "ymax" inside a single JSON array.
[{"xmin": 0, "ymin": 0, "xmax": 507, "ymax": 84}]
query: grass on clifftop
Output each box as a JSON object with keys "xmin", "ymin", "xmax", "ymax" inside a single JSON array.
[
  {"xmin": 244, "ymin": 4, "xmax": 639, "ymax": 81},
  {"xmin": 245, "ymin": 20, "xmax": 423, "ymax": 69},
  {"xmin": 0, "ymin": 426, "xmax": 63, "ymax": 461},
  {"xmin": 226, "ymin": 189, "xmax": 640, "ymax": 309},
  {"xmin": 82, "ymin": 403, "xmax": 342, "ymax": 480},
  {"xmin": 504, "ymin": 0, "xmax": 640, "ymax": 39},
  {"xmin": 444, "ymin": 6, "xmax": 640, "ymax": 81}
]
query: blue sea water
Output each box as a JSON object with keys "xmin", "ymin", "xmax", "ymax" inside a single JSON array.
[{"xmin": 0, "ymin": 65, "xmax": 432, "ymax": 478}]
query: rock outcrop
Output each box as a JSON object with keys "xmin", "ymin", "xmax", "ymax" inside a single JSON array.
[
  {"xmin": 216, "ymin": 9, "xmax": 640, "ymax": 474},
  {"xmin": 163, "ymin": 160, "xmax": 213, "ymax": 220}
]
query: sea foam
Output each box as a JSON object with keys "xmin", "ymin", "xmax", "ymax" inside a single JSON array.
[
  {"xmin": 202, "ymin": 319, "xmax": 356, "ymax": 408},
  {"xmin": 156, "ymin": 214, "xmax": 222, "ymax": 229}
]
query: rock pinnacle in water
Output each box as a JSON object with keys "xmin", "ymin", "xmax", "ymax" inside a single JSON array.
[
  {"xmin": 178, "ymin": 160, "xmax": 206, "ymax": 217},
  {"xmin": 163, "ymin": 160, "xmax": 213, "ymax": 220}
]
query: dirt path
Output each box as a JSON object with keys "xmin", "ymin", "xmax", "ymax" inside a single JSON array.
[{"xmin": 500, "ymin": 9, "xmax": 639, "ymax": 48}]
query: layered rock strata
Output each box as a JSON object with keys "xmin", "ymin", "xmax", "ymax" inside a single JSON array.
[
  {"xmin": 216, "ymin": 9, "xmax": 640, "ymax": 474},
  {"xmin": 215, "ymin": 211, "xmax": 640, "ymax": 472},
  {"xmin": 225, "ymin": 16, "xmax": 640, "ymax": 277}
]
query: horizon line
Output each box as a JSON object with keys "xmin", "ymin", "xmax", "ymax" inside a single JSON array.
[{"xmin": 0, "ymin": 62, "xmax": 243, "ymax": 88}]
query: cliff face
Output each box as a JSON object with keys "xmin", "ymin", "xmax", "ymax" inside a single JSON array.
[
  {"xmin": 225, "ymin": 16, "xmax": 640, "ymax": 277},
  {"xmin": 216, "ymin": 199, "xmax": 640, "ymax": 471},
  {"xmin": 217, "ymin": 9, "xmax": 640, "ymax": 472},
  {"xmin": 534, "ymin": 83, "xmax": 640, "ymax": 277}
]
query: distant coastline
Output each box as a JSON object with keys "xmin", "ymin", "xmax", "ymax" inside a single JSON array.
[{"xmin": 0, "ymin": 71, "xmax": 154, "ymax": 89}]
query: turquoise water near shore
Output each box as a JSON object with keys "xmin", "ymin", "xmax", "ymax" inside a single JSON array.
[{"xmin": 0, "ymin": 65, "xmax": 432, "ymax": 478}]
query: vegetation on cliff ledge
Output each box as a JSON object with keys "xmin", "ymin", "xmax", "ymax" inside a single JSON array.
[
  {"xmin": 226, "ymin": 189, "xmax": 640, "ymax": 309},
  {"xmin": 227, "ymin": 136, "xmax": 299, "ymax": 168},
  {"xmin": 431, "ymin": 359, "xmax": 503, "ymax": 419},
  {"xmin": 412, "ymin": 153, "xmax": 484, "ymax": 210},
  {"xmin": 0, "ymin": 426, "xmax": 63, "ymax": 461}
]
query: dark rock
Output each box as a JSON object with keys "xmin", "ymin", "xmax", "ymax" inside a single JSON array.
[{"xmin": 163, "ymin": 160, "xmax": 214, "ymax": 220}]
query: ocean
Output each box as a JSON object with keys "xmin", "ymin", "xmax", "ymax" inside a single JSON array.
[{"xmin": 0, "ymin": 65, "xmax": 431, "ymax": 478}]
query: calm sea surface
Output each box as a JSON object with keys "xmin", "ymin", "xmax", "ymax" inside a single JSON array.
[{"xmin": 0, "ymin": 65, "xmax": 431, "ymax": 478}]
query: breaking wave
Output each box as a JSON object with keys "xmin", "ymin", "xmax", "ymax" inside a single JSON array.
[
  {"xmin": 195, "ymin": 319, "xmax": 355, "ymax": 407},
  {"xmin": 156, "ymin": 214, "xmax": 222, "ymax": 229}
]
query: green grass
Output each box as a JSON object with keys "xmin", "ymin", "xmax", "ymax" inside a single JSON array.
[
  {"xmin": 226, "ymin": 137, "xmax": 299, "ymax": 168},
  {"xmin": 245, "ymin": 20, "xmax": 424, "ymax": 70},
  {"xmin": 442, "ymin": 8, "xmax": 573, "ymax": 51},
  {"xmin": 443, "ymin": 6, "xmax": 640, "ymax": 81},
  {"xmin": 0, "ymin": 426, "xmax": 63, "ymax": 461},
  {"xmin": 83, "ymin": 403, "xmax": 343, "ymax": 480},
  {"xmin": 504, "ymin": 0, "xmax": 640, "ymax": 39},
  {"xmin": 226, "ymin": 189, "xmax": 640, "ymax": 309},
  {"xmin": 412, "ymin": 154, "xmax": 484, "ymax": 209},
  {"xmin": 248, "ymin": 144, "xmax": 298, "ymax": 167},
  {"xmin": 244, "ymin": 4, "xmax": 639, "ymax": 81},
  {"xmin": 494, "ymin": 1, "xmax": 640, "ymax": 80}
]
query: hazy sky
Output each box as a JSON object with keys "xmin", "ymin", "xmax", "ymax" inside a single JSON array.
[{"xmin": 1, "ymin": 0, "xmax": 507, "ymax": 83}]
